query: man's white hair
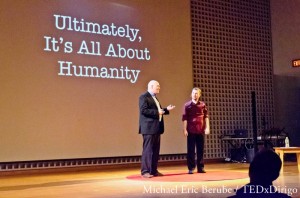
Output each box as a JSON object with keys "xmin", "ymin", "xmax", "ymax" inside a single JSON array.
[{"xmin": 148, "ymin": 80, "xmax": 158, "ymax": 90}]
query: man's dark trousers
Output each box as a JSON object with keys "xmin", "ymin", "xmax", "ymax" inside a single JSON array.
[
  {"xmin": 141, "ymin": 134, "xmax": 160, "ymax": 175},
  {"xmin": 187, "ymin": 133, "xmax": 204, "ymax": 171}
]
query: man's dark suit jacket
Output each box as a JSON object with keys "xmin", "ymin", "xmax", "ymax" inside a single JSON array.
[{"xmin": 139, "ymin": 91, "xmax": 169, "ymax": 135}]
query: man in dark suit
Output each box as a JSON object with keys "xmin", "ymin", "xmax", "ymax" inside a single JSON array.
[{"xmin": 139, "ymin": 80, "xmax": 175, "ymax": 178}]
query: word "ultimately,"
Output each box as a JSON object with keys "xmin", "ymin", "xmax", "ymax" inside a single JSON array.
[{"xmin": 54, "ymin": 14, "xmax": 141, "ymax": 42}]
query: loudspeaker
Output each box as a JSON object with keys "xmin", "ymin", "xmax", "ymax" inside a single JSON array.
[{"xmin": 230, "ymin": 148, "xmax": 244, "ymax": 162}]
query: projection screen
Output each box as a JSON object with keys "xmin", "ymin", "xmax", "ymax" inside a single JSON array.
[{"xmin": 0, "ymin": 0, "xmax": 193, "ymax": 162}]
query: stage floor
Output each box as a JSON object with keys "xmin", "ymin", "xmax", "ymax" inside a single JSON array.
[{"xmin": 0, "ymin": 162, "xmax": 299, "ymax": 198}]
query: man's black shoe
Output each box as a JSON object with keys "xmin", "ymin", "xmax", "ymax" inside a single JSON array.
[
  {"xmin": 152, "ymin": 171, "xmax": 163, "ymax": 177},
  {"xmin": 197, "ymin": 169, "xmax": 206, "ymax": 173}
]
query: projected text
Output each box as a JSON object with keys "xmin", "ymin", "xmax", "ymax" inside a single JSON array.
[{"xmin": 43, "ymin": 14, "xmax": 151, "ymax": 83}]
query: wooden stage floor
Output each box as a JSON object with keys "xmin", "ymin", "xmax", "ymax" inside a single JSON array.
[{"xmin": 0, "ymin": 162, "xmax": 299, "ymax": 198}]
